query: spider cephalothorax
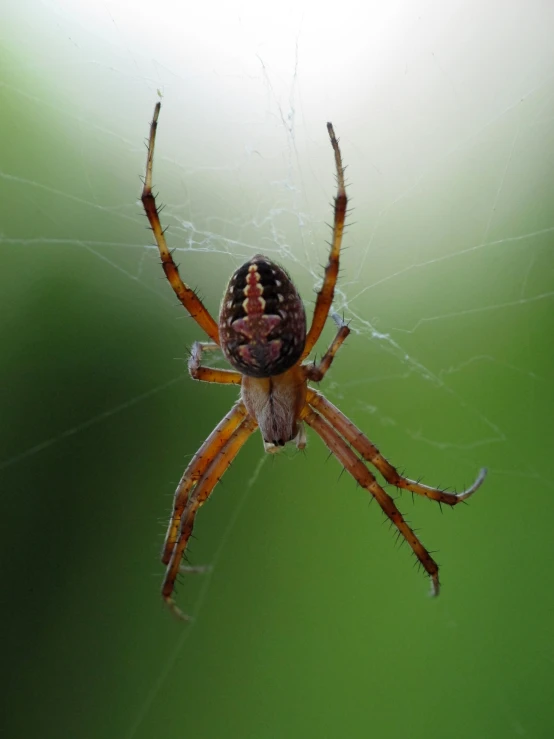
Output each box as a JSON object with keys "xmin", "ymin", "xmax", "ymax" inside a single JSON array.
[{"xmin": 141, "ymin": 103, "xmax": 487, "ymax": 620}]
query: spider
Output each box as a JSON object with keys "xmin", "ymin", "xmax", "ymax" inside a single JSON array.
[{"xmin": 141, "ymin": 103, "xmax": 487, "ymax": 620}]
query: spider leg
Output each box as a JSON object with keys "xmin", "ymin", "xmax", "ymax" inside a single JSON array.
[
  {"xmin": 188, "ymin": 341, "xmax": 242, "ymax": 385},
  {"xmin": 141, "ymin": 103, "xmax": 220, "ymax": 344},
  {"xmin": 163, "ymin": 414, "xmax": 258, "ymax": 619},
  {"xmin": 302, "ymin": 123, "xmax": 347, "ymax": 359},
  {"xmin": 162, "ymin": 402, "xmax": 249, "ymax": 565},
  {"xmin": 303, "ymin": 407, "xmax": 441, "ymax": 596},
  {"xmin": 307, "ymin": 390, "xmax": 487, "ymax": 505},
  {"xmin": 305, "ymin": 313, "xmax": 350, "ymax": 382}
]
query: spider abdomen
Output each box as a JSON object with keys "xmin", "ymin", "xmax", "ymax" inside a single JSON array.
[{"xmin": 218, "ymin": 255, "xmax": 306, "ymax": 378}]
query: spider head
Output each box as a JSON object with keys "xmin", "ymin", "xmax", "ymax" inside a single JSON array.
[
  {"xmin": 241, "ymin": 367, "xmax": 308, "ymax": 453},
  {"xmin": 218, "ymin": 255, "xmax": 306, "ymax": 378}
]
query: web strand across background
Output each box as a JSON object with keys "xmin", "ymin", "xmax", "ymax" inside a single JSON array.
[{"xmin": 1, "ymin": 2, "xmax": 554, "ymax": 739}]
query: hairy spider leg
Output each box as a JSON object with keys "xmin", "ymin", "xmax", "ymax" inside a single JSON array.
[
  {"xmin": 189, "ymin": 342, "xmax": 242, "ymax": 384},
  {"xmin": 304, "ymin": 408, "xmax": 441, "ymax": 596},
  {"xmin": 307, "ymin": 390, "xmax": 487, "ymax": 505},
  {"xmin": 305, "ymin": 313, "xmax": 351, "ymax": 382},
  {"xmin": 162, "ymin": 348, "xmax": 241, "ymax": 562},
  {"xmin": 162, "ymin": 414, "xmax": 258, "ymax": 619},
  {"xmin": 162, "ymin": 402, "xmax": 249, "ymax": 565},
  {"xmin": 141, "ymin": 103, "xmax": 220, "ymax": 344},
  {"xmin": 302, "ymin": 123, "xmax": 348, "ymax": 359}
]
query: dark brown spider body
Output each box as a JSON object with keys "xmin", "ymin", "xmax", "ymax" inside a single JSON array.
[{"xmin": 218, "ymin": 254, "xmax": 306, "ymax": 378}]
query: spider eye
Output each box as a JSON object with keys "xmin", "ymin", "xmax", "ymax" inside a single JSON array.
[{"xmin": 218, "ymin": 256, "xmax": 306, "ymax": 378}]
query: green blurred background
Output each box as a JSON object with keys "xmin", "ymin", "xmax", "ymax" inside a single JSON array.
[{"xmin": 1, "ymin": 2, "xmax": 554, "ymax": 738}]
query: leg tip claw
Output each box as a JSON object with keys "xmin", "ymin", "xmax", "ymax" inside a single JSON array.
[
  {"xmin": 164, "ymin": 596, "xmax": 193, "ymax": 622},
  {"xmin": 429, "ymin": 576, "xmax": 440, "ymax": 597}
]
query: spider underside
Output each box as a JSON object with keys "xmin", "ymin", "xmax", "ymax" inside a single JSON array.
[{"xmin": 141, "ymin": 103, "xmax": 487, "ymax": 620}]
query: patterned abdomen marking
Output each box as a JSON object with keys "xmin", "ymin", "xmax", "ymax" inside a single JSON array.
[{"xmin": 218, "ymin": 255, "xmax": 306, "ymax": 377}]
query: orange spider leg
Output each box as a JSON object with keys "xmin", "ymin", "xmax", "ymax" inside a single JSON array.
[
  {"xmin": 302, "ymin": 123, "xmax": 347, "ymax": 359},
  {"xmin": 304, "ymin": 408, "xmax": 441, "ymax": 596},
  {"xmin": 304, "ymin": 313, "xmax": 350, "ymax": 382},
  {"xmin": 189, "ymin": 342, "xmax": 242, "ymax": 385},
  {"xmin": 307, "ymin": 389, "xmax": 487, "ymax": 505},
  {"xmin": 161, "ymin": 402, "xmax": 249, "ymax": 565},
  {"xmin": 141, "ymin": 103, "xmax": 220, "ymax": 344},
  {"xmin": 163, "ymin": 414, "xmax": 259, "ymax": 619}
]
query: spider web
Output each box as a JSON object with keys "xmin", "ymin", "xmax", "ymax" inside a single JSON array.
[{"xmin": 1, "ymin": 2, "xmax": 554, "ymax": 738}]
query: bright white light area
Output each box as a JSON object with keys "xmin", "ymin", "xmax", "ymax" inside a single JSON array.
[
  {"xmin": 22, "ymin": 0, "xmax": 554, "ymax": 214},
  {"xmin": 2, "ymin": 0, "xmax": 554, "ymax": 455}
]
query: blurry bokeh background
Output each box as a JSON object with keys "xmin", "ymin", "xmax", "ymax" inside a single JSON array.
[{"xmin": 1, "ymin": 2, "xmax": 553, "ymax": 737}]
